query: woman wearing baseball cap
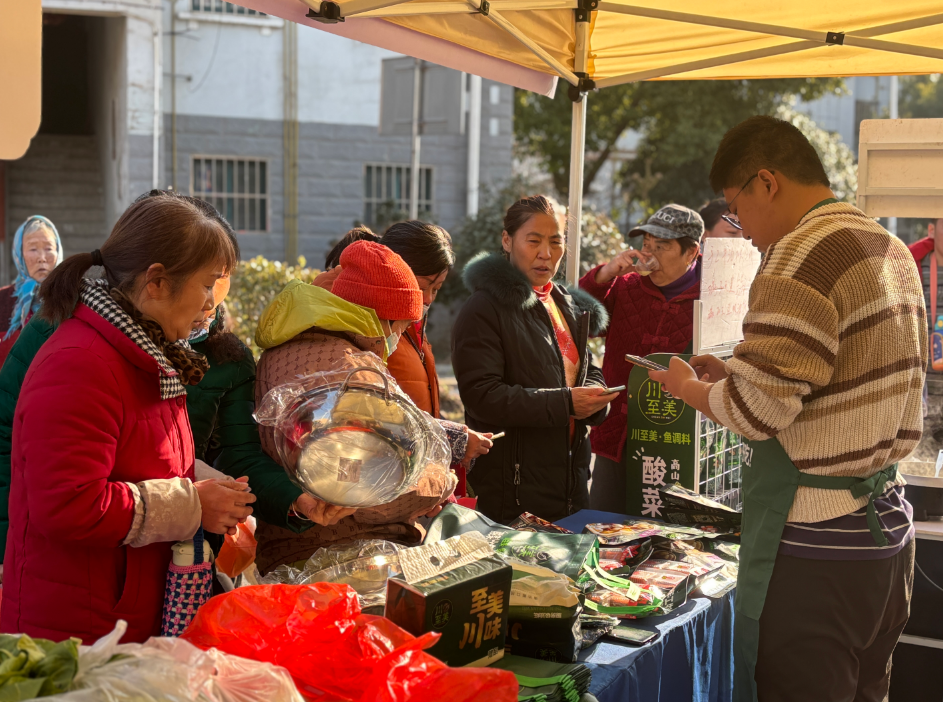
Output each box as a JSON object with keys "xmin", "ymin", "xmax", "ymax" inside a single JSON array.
[
  {"xmin": 251, "ymin": 240, "xmax": 483, "ymax": 572},
  {"xmin": 579, "ymin": 204, "xmax": 704, "ymax": 513}
]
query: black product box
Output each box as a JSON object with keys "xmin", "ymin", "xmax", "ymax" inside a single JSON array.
[{"xmin": 385, "ymin": 555, "xmax": 512, "ymax": 667}]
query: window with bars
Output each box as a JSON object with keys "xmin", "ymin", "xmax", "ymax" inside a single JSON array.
[
  {"xmin": 192, "ymin": 157, "xmax": 268, "ymax": 232},
  {"xmin": 363, "ymin": 164, "xmax": 433, "ymax": 228},
  {"xmin": 190, "ymin": 0, "xmax": 265, "ymax": 16}
]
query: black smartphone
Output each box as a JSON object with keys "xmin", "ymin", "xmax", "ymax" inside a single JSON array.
[
  {"xmin": 625, "ymin": 354, "xmax": 668, "ymax": 372},
  {"xmin": 606, "ymin": 625, "xmax": 659, "ymax": 646}
]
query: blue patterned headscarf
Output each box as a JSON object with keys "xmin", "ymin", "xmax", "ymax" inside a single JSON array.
[{"xmin": 7, "ymin": 215, "xmax": 63, "ymax": 339}]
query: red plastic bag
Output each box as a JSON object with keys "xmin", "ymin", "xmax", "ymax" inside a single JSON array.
[
  {"xmin": 180, "ymin": 583, "xmax": 517, "ymax": 702},
  {"xmin": 216, "ymin": 521, "xmax": 258, "ymax": 578}
]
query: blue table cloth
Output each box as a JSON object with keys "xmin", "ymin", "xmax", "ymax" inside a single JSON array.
[{"xmin": 556, "ymin": 509, "xmax": 736, "ymax": 702}]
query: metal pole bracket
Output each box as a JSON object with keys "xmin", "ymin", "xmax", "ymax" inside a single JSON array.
[
  {"xmin": 575, "ymin": 0, "xmax": 597, "ymax": 21},
  {"xmin": 825, "ymin": 31, "xmax": 845, "ymax": 45},
  {"xmin": 307, "ymin": 1, "xmax": 345, "ymax": 23}
]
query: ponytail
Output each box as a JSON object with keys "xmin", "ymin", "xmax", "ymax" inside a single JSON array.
[{"xmin": 39, "ymin": 253, "xmax": 98, "ymax": 325}]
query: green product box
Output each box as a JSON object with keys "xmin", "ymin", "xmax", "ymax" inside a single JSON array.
[{"xmin": 385, "ymin": 555, "xmax": 512, "ymax": 668}]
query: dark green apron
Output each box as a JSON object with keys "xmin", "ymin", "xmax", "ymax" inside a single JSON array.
[{"xmin": 733, "ymin": 436, "xmax": 898, "ymax": 702}]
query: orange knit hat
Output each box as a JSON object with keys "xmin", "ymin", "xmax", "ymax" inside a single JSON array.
[{"xmin": 332, "ymin": 241, "xmax": 423, "ymax": 321}]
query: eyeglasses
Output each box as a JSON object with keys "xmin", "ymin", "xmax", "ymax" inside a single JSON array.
[{"xmin": 721, "ymin": 173, "xmax": 758, "ymax": 231}]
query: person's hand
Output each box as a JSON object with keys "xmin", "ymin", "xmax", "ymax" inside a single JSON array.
[
  {"xmin": 648, "ymin": 356, "xmax": 699, "ymax": 401},
  {"xmin": 595, "ymin": 249, "xmax": 655, "ymax": 284},
  {"xmin": 195, "ymin": 476, "xmax": 256, "ymax": 536},
  {"xmin": 571, "ymin": 386, "xmax": 619, "ymax": 420},
  {"xmin": 312, "ymin": 265, "xmax": 342, "ymax": 292},
  {"xmin": 291, "ymin": 493, "xmax": 357, "ymax": 526},
  {"xmin": 423, "ymin": 504, "xmax": 445, "ymax": 519},
  {"xmin": 462, "ymin": 430, "xmax": 493, "ymax": 468},
  {"xmin": 690, "ymin": 354, "xmax": 728, "ymax": 383}
]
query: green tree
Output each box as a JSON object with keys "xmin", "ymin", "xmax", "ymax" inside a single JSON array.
[
  {"xmin": 900, "ymin": 74, "xmax": 943, "ymax": 118},
  {"xmin": 228, "ymin": 255, "xmax": 321, "ymax": 356},
  {"xmin": 515, "ymin": 78, "xmax": 845, "ymax": 203},
  {"xmin": 776, "ymin": 100, "xmax": 857, "ymax": 202}
]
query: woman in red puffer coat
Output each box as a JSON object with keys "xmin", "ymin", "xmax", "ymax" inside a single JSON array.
[{"xmin": 1, "ymin": 193, "xmax": 255, "ymax": 644}]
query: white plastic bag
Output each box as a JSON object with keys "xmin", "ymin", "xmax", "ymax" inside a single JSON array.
[{"xmin": 47, "ymin": 621, "xmax": 303, "ymax": 702}]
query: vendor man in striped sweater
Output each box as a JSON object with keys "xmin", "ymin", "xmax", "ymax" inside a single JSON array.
[{"xmin": 651, "ymin": 116, "xmax": 925, "ymax": 702}]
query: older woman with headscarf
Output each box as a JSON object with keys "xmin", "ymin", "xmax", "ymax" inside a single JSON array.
[{"xmin": 0, "ymin": 216, "xmax": 63, "ymax": 366}]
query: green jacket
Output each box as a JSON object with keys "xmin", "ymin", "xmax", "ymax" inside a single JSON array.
[{"xmin": 0, "ymin": 313, "xmax": 306, "ymax": 562}]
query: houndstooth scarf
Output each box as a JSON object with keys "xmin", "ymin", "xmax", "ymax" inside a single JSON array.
[{"xmin": 79, "ymin": 279, "xmax": 207, "ymax": 400}]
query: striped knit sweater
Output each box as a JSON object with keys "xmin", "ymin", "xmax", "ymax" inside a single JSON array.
[{"xmin": 708, "ymin": 202, "xmax": 927, "ymax": 523}]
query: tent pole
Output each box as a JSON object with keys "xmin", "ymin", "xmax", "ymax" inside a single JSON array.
[
  {"xmin": 566, "ymin": 94, "xmax": 587, "ymax": 286},
  {"xmin": 566, "ymin": 2, "xmax": 592, "ymax": 286}
]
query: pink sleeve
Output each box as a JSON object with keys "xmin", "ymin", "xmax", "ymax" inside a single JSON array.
[{"xmin": 18, "ymin": 347, "xmax": 135, "ymax": 546}]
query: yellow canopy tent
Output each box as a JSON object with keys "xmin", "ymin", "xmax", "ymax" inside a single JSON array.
[
  {"xmin": 242, "ymin": 0, "xmax": 943, "ymax": 282},
  {"xmin": 0, "ymin": 0, "xmax": 42, "ymax": 160}
]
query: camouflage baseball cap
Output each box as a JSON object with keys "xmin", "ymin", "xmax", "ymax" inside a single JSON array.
[{"xmin": 628, "ymin": 204, "xmax": 704, "ymax": 241}]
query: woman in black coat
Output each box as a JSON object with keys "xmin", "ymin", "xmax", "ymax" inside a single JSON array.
[{"xmin": 452, "ymin": 196, "xmax": 615, "ymax": 523}]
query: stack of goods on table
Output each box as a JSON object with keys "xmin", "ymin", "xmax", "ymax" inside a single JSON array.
[
  {"xmin": 491, "ymin": 655, "xmax": 594, "ymax": 702},
  {"xmin": 581, "ymin": 483, "xmax": 741, "ymax": 619},
  {"xmin": 7, "ymin": 492, "xmax": 742, "ymax": 700}
]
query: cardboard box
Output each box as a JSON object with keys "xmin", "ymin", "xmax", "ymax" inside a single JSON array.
[{"xmin": 385, "ymin": 555, "xmax": 512, "ymax": 667}]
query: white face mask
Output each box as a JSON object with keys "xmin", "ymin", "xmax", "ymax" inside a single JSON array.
[
  {"xmin": 422, "ymin": 303, "xmax": 431, "ymax": 318},
  {"xmin": 386, "ymin": 332, "xmax": 401, "ymax": 356}
]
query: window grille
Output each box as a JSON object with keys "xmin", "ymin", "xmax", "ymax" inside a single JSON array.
[
  {"xmin": 363, "ymin": 163, "xmax": 433, "ymax": 227},
  {"xmin": 192, "ymin": 156, "xmax": 268, "ymax": 232}
]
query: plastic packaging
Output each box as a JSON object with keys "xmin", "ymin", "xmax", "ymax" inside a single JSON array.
[
  {"xmin": 426, "ymin": 504, "xmax": 598, "ymax": 581},
  {"xmin": 259, "ymin": 540, "xmax": 406, "ymax": 612},
  {"xmin": 506, "ymin": 559, "xmax": 582, "ymax": 663},
  {"xmin": 180, "ymin": 583, "xmax": 519, "ymax": 702},
  {"xmin": 255, "ymin": 352, "xmax": 451, "ymax": 508},
  {"xmin": 216, "ymin": 521, "xmax": 258, "ymax": 579},
  {"xmin": 52, "ymin": 620, "xmax": 304, "ymax": 702}
]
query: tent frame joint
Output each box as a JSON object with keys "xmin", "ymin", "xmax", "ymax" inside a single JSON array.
[
  {"xmin": 574, "ymin": 0, "xmax": 597, "ymax": 22},
  {"xmin": 825, "ymin": 31, "xmax": 845, "ymax": 45},
  {"xmin": 478, "ymin": 0, "xmax": 491, "ymax": 17},
  {"xmin": 306, "ymin": 1, "xmax": 345, "ymax": 23},
  {"xmin": 567, "ymin": 75, "xmax": 595, "ymax": 101}
]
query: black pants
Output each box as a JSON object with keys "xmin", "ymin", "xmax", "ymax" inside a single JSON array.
[
  {"xmin": 756, "ymin": 539, "xmax": 915, "ymax": 702},
  {"xmin": 589, "ymin": 455, "xmax": 627, "ymax": 513}
]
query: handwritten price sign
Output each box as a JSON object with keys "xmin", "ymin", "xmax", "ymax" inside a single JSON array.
[{"xmin": 700, "ymin": 239, "xmax": 761, "ymax": 348}]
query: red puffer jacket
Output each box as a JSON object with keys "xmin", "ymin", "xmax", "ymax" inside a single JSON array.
[
  {"xmin": 579, "ymin": 264, "xmax": 700, "ymax": 462},
  {"xmin": 1, "ymin": 304, "xmax": 194, "ymax": 644}
]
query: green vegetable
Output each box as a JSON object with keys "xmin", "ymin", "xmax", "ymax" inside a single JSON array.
[{"xmin": 0, "ymin": 635, "xmax": 79, "ymax": 699}]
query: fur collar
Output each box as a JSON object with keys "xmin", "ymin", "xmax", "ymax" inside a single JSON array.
[{"xmin": 463, "ymin": 252, "xmax": 609, "ymax": 335}]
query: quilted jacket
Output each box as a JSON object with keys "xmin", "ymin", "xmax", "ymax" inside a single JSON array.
[{"xmin": 579, "ymin": 263, "xmax": 700, "ymax": 462}]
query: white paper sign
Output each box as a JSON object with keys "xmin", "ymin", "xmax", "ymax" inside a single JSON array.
[{"xmin": 699, "ymin": 238, "xmax": 761, "ymax": 349}]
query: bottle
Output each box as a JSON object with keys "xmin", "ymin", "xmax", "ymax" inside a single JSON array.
[{"xmin": 172, "ymin": 539, "xmax": 214, "ymax": 567}]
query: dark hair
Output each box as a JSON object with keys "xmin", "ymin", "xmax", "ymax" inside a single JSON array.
[
  {"xmin": 203, "ymin": 301, "xmax": 247, "ymax": 364},
  {"xmin": 40, "ymin": 192, "xmax": 238, "ymax": 325},
  {"xmin": 324, "ymin": 226, "xmax": 380, "ymax": 269},
  {"xmin": 709, "ymin": 116, "xmax": 830, "ymax": 193},
  {"xmin": 135, "ymin": 189, "xmax": 241, "ymax": 258},
  {"xmin": 699, "ymin": 199, "xmax": 729, "ymax": 232},
  {"xmin": 503, "ymin": 195, "xmax": 559, "ymax": 238},
  {"xmin": 677, "ymin": 236, "xmax": 699, "ymax": 256},
  {"xmin": 381, "ymin": 221, "xmax": 455, "ymax": 277}
]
